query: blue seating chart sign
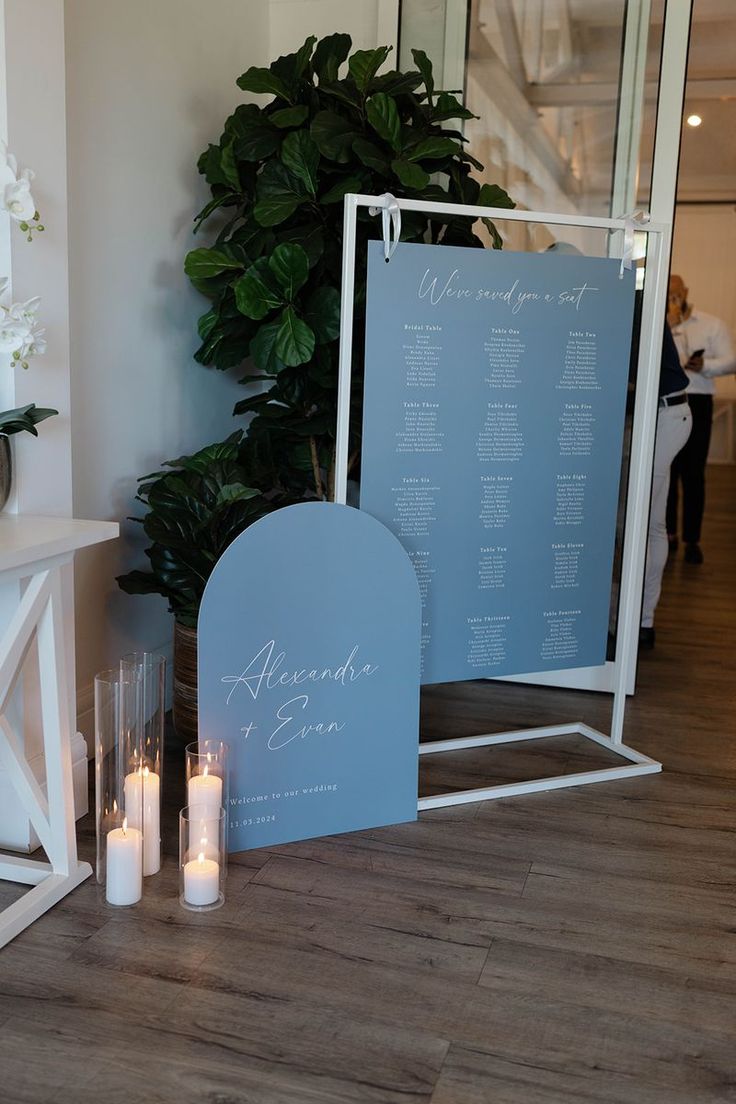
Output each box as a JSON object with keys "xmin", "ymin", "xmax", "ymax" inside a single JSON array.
[
  {"xmin": 361, "ymin": 240, "xmax": 636, "ymax": 685},
  {"xmin": 198, "ymin": 502, "xmax": 421, "ymax": 852}
]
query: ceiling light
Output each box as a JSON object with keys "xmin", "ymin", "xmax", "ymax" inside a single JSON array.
[{"xmin": 686, "ymin": 114, "xmax": 702, "ymax": 127}]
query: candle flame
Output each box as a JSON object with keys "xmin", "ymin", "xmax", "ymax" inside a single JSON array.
[
  {"xmin": 113, "ymin": 798, "xmax": 118, "ymax": 814},
  {"xmin": 143, "ymin": 765, "xmax": 149, "ymax": 778},
  {"xmin": 203, "ymin": 764, "xmax": 209, "ymax": 778},
  {"xmin": 198, "ymin": 851, "xmax": 205, "ymax": 864},
  {"xmin": 122, "ymin": 816, "xmax": 128, "ymax": 835},
  {"xmin": 206, "ymin": 751, "xmax": 212, "ymax": 763}
]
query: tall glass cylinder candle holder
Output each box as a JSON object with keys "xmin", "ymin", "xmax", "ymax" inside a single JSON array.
[
  {"xmin": 95, "ymin": 669, "xmax": 144, "ymax": 907},
  {"xmin": 179, "ymin": 805, "xmax": 225, "ymax": 911},
  {"xmin": 120, "ymin": 652, "xmax": 166, "ymax": 876},
  {"xmin": 185, "ymin": 739, "xmax": 229, "ymax": 863}
]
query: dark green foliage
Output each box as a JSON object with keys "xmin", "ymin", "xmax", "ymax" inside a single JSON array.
[
  {"xmin": 117, "ymin": 432, "xmax": 291, "ymax": 627},
  {"xmin": 186, "ymin": 33, "xmax": 514, "ymax": 498},
  {"xmin": 0, "ymin": 403, "xmax": 57, "ymax": 437}
]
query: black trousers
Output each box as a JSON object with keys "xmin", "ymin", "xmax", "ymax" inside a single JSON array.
[{"xmin": 666, "ymin": 394, "xmax": 713, "ymax": 544}]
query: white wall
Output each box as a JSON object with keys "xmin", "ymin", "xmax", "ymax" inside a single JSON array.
[
  {"xmin": 5, "ymin": 0, "xmax": 72, "ymax": 516},
  {"xmin": 269, "ymin": 0, "xmax": 397, "ymax": 55},
  {"xmin": 65, "ymin": 0, "xmax": 270, "ymax": 730}
]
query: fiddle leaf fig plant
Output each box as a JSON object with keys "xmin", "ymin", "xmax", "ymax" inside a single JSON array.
[
  {"xmin": 186, "ymin": 33, "xmax": 514, "ymax": 499},
  {"xmin": 117, "ymin": 431, "xmax": 290, "ymax": 627}
]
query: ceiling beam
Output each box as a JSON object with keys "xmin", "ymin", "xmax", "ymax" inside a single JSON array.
[
  {"xmin": 527, "ymin": 78, "xmax": 736, "ymax": 107},
  {"xmin": 494, "ymin": 0, "xmax": 527, "ymax": 89},
  {"xmin": 469, "ymin": 32, "xmax": 581, "ymax": 196}
]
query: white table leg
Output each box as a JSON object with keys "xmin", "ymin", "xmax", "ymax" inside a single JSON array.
[{"xmin": 0, "ymin": 555, "xmax": 92, "ymax": 950}]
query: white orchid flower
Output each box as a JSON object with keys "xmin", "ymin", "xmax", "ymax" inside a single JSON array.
[
  {"xmin": 3, "ymin": 176, "xmax": 36, "ymax": 223},
  {"xmin": 21, "ymin": 328, "xmax": 46, "ymax": 358},
  {"xmin": 0, "ymin": 318, "xmax": 29, "ymax": 353},
  {"xmin": 0, "ymin": 293, "xmax": 46, "ymax": 366},
  {"xmin": 0, "ymin": 142, "xmax": 42, "ymax": 238},
  {"xmin": 0, "ymin": 141, "xmax": 18, "ymax": 181},
  {"xmin": 8, "ymin": 297, "xmax": 41, "ymax": 324}
]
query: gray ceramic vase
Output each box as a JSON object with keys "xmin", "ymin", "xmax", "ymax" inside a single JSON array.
[{"xmin": 0, "ymin": 436, "xmax": 11, "ymax": 511}]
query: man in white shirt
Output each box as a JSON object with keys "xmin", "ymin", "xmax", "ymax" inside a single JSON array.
[{"xmin": 665, "ymin": 274, "xmax": 736, "ymax": 563}]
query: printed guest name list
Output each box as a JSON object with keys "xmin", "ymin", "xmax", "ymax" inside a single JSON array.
[{"xmin": 361, "ymin": 241, "xmax": 635, "ymax": 684}]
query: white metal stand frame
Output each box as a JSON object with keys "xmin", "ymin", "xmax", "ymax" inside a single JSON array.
[{"xmin": 335, "ymin": 194, "xmax": 669, "ymax": 809}]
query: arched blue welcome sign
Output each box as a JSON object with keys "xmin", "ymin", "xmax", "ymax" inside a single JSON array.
[{"xmin": 198, "ymin": 502, "xmax": 421, "ymax": 852}]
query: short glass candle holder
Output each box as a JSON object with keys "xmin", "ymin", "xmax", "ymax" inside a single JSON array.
[
  {"xmin": 185, "ymin": 739, "xmax": 229, "ymax": 860},
  {"xmin": 179, "ymin": 805, "xmax": 226, "ymax": 912},
  {"xmin": 120, "ymin": 652, "xmax": 166, "ymax": 877},
  {"xmin": 95, "ymin": 668, "xmax": 144, "ymax": 907}
]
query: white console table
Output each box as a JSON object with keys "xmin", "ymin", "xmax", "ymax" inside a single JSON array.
[{"xmin": 0, "ymin": 515, "xmax": 118, "ymax": 948}]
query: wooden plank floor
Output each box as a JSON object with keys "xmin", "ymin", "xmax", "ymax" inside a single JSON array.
[{"xmin": 1, "ymin": 466, "xmax": 735, "ymax": 1104}]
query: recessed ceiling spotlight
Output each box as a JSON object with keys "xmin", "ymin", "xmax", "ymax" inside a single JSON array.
[{"xmin": 687, "ymin": 113, "xmax": 702, "ymax": 127}]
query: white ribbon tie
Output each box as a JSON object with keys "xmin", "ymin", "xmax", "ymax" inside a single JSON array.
[
  {"xmin": 619, "ymin": 209, "xmax": 649, "ymax": 278},
  {"xmin": 369, "ymin": 193, "xmax": 401, "ymax": 262}
]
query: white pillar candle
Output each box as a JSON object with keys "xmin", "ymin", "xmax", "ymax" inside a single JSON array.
[
  {"xmin": 124, "ymin": 766, "xmax": 161, "ymax": 876},
  {"xmin": 106, "ymin": 819, "xmax": 143, "ymax": 906},
  {"xmin": 184, "ymin": 852, "xmax": 220, "ymax": 907},
  {"xmin": 187, "ymin": 767, "xmax": 223, "ymax": 860},
  {"xmin": 187, "ymin": 766, "xmax": 222, "ymax": 813}
]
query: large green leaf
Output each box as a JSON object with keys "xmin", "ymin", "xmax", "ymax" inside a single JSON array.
[
  {"xmin": 481, "ymin": 218, "xmax": 503, "ymax": 250},
  {"xmin": 348, "ymin": 46, "xmax": 391, "ymax": 91},
  {"xmin": 197, "ymin": 308, "xmax": 218, "ymax": 341},
  {"xmin": 371, "ymin": 70, "xmax": 424, "ymax": 96},
  {"xmin": 0, "ymin": 403, "xmax": 57, "ymax": 438},
  {"xmin": 236, "ymin": 66, "xmax": 292, "ymax": 101},
  {"xmin": 236, "ymin": 125, "xmax": 281, "ymax": 163},
  {"xmin": 228, "ymin": 224, "xmax": 274, "ymax": 262},
  {"xmin": 280, "ymin": 131, "xmax": 319, "ymax": 196},
  {"xmin": 250, "ymin": 320, "xmax": 287, "ymax": 374},
  {"xmin": 197, "ymin": 144, "xmax": 235, "ymax": 188},
  {"xmin": 461, "ymin": 148, "xmax": 485, "ymax": 172},
  {"xmin": 478, "ymin": 182, "xmax": 516, "ymax": 210},
  {"xmin": 310, "ymin": 111, "xmax": 356, "ymax": 163},
  {"xmin": 478, "ymin": 179, "xmax": 514, "ymax": 250},
  {"xmin": 312, "ymin": 33, "xmax": 352, "ymax": 83},
  {"xmin": 319, "ymin": 175, "xmax": 364, "ymax": 204},
  {"xmin": 225, "ymin": 103, "xmax": 281, "ymax": 161},
  {"xmin": 391, "ymin": 159, "xmax": 430, "ymax": 190},
  {"xmin": 366, "ymin": 93, "xmax": 401, "ymax": 152},
  {"xmin": 318, "ymin": 80, "xmax": 363, "ymax": 110},
  {"xmin": 116, "ymin": 569, "xmax": 163, "ymax": 597},
  {"xmin": 216, "ymin": 139, "xmax": 239, "ymax": 188},
  {"xmin": 271, "ymin": 35, "xmax": 317, "ymax": 84},
  {"xmin": 352, "ymin": 137, "xmax": 389, "ymax": 173},
  {"xmin": 215, "ymin": 483, "xmax": 261, "ymax": 508},
  {"xmin": 193, "ymin": 193, "xmax": 238, "ymax": 233},
  {"xmin": 268, "ymin": 242, "xmax": 310, "ymax": 299},
  {"xmin": 270, "ymin": 105, "xmax": 309, "ymax": 128},
  {"xmin": 406, "ymin": 136, "xmax": 459, "ymax": 162},
  {"xmin": 184, "ymin": 248, "xmax": 243, "ymax": 280},
  {"xmin": 253, "ymin": 162, "xmax": 307, "ymax": 226},
  {"xmin": 411, "ymin": 49, "xmax": 434, "ymax": 104},
  {"xmin": 234, "ymin": 259, "xmax": 284, "ymax": 319},
  {"xmin": 431, "ymin": 91, "xmax": 476, "ymax": 122},
  {"xmin": 304, "ymin": 285, "xmax": 340, "ymax": 343},
  {"xmin": 277, "ymin": 223, "xmax": 324, "ymax": 268},
  {"xmin": 274, "ymin": 306, "xmax": 315, "ymax": 366}
]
